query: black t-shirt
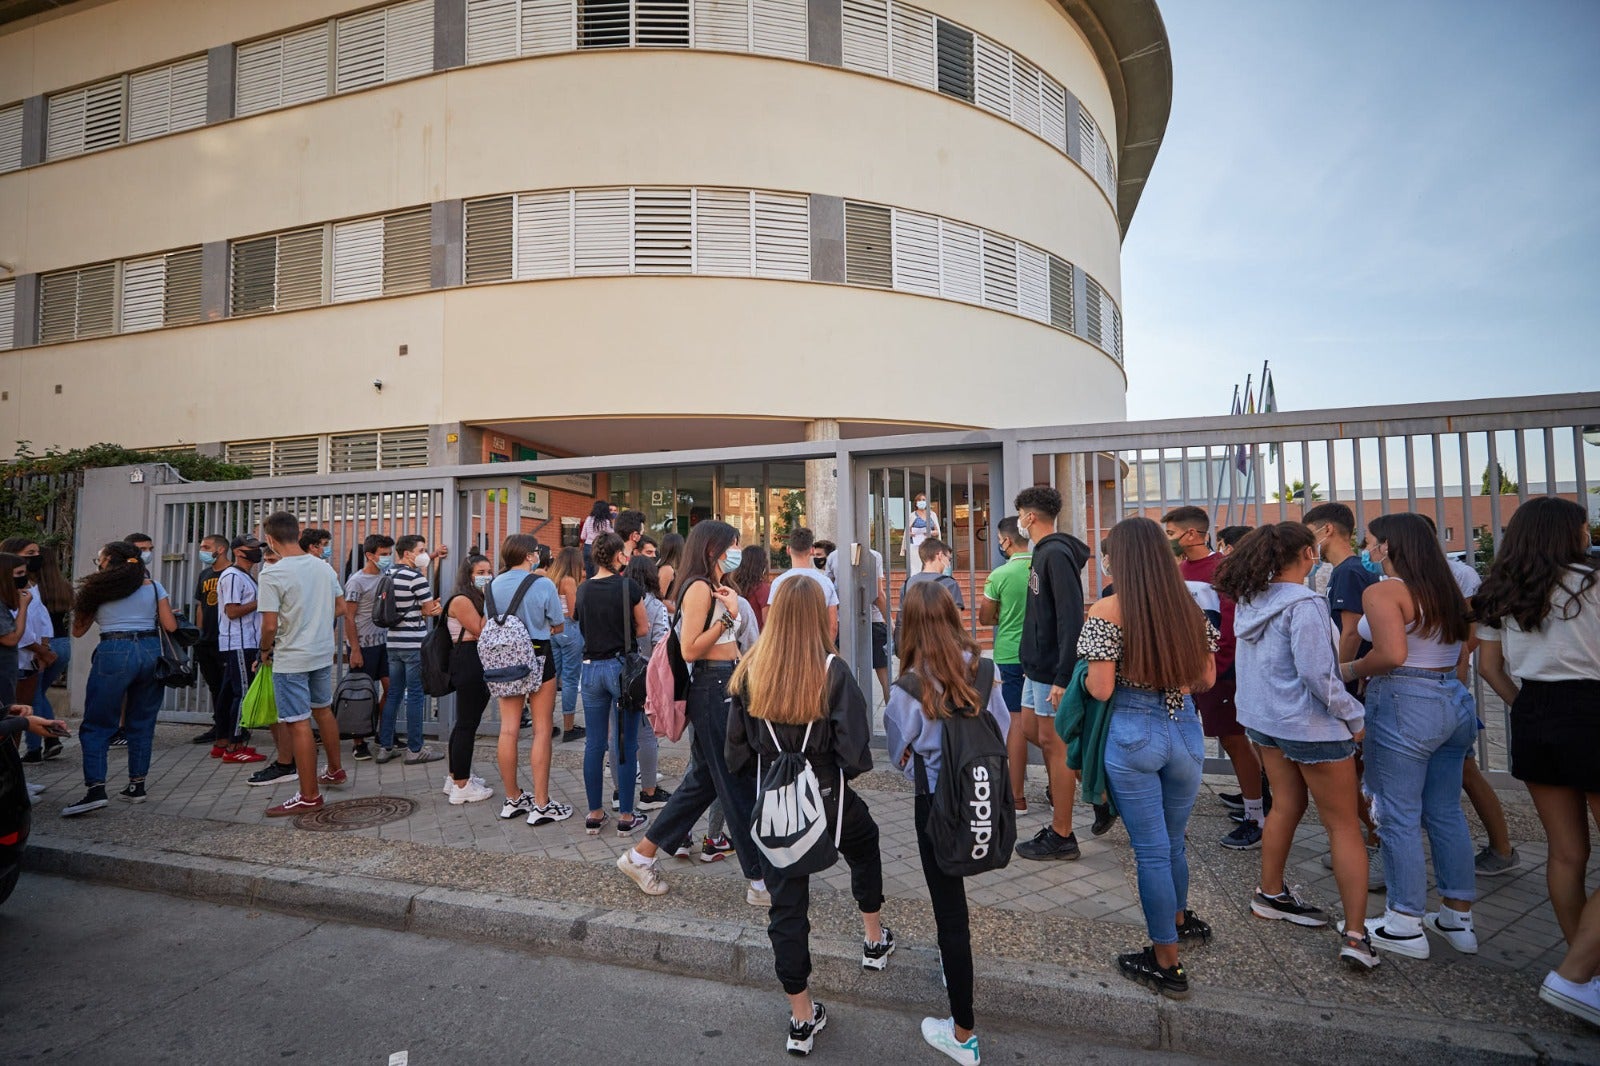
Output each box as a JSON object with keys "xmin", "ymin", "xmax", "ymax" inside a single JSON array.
[
  {"xmin": 1327, "ymin": 556, "xmax": 1380, "ymax": 645},
  {"xmin": 194, "ymin": 567, "xmax": 223, "ymax": 643},
  {"xmin": 573, "ymin": 575, "xmax": 644, "ymax": 660}
]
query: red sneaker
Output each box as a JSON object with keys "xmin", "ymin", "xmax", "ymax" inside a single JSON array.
[
  {"xmin": 210, "ymin": 745, "xmax": 227, "ymax": 759},
  {"xmin": 317, "ymin": 767, "xmax": 348, "ymax": 787},
  {"xmin": 222, "ymin": 747, "xmax": 267, "ymax": 764},
  {"xmin": 266, "ymin": 793, "xmax": 324, "ymax": 817}
]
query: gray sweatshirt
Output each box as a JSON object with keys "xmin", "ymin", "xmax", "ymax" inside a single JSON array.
[{"xmin": 1233, "ymin": 582, "xmax": 1364, "ymax": 743}]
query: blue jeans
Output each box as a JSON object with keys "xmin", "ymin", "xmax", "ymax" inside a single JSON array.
[
  {"xmin": 611, "ymin": 711, "xmax": 659, "ymax": 793},
  {"xmin": 1102, "ymin": 688, "xmax": 1204, "ymax": 945},
  {"xmin": 381, "ymin": 648, "xmax": 426, "ymax": 752},
  {"xmin": 25, "ymin": 635, "xmax": 71, "ymax": 752},
  {"xmin": 1364, "ymin": 669, "xmax": 1478, "ymax": 915},
  {"xmin": 581, "ymin": 657, "xmax": 638, "ymax": 814},
  {"xmin": 81, "ymin": 636, "xmax": 164, "ymax": 787},
  {"xmin": 553, "ymin": 626, "xmax": 584, "ymax": 721}
]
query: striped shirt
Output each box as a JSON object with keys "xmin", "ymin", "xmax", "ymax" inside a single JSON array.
[
  {"xmin": 384, "ymin": 565, "xmax": 432, "ymax": 651},
  {"xmin": 217, "ymin": 567, "xmax": 261, "ymax": 651}
]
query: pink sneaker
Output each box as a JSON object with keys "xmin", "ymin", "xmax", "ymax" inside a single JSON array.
[
  {"xmin": 266, "ymin": 793, "xmax": 324, "ymax": 817},
  {"xmin": 317, "ymin": 767, "xmax": 348, "ymax": 787}
]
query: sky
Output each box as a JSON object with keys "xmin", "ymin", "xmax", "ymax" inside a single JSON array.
[{"xmin": 1118, "ymin": 0, "xmax": 1600, "ymax": 421}]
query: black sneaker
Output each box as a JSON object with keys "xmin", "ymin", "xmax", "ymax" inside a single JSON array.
[
  {"xmin": 118, "ymin": 782, "xmax": 148, "ymax": 803},
  {"xmin": 1176, "ymin": 910, "xmax": 1212, "ymax": 943},
  {"xmin": 352, "ymin": 741, "xmax": 373, "ymax": 761},
  {"xmin": 246, "ymin": 761, "xmax": 297, "ymax": 787},
  {"xmin": 20, "ymin": 748, "xmax": 41, "ymax": 764},
  {"xmin": 862, "ymin": 926, "xmax": 896, "ymax": 971},
  {"xmin": 1117, "ymin": 946, "xmax": 1189, "ymax": 1000},
  {"xmin": 1220, "ymin": 820, "xmax": 1263, "ymax": 850},
  {"xmin": 787, "ymin": 1001, "xmax": 827, "ymax": 1056},
  {"xmin": 1091, "ymin": 802, "xmax": 1117, "ymax": 836},
  {"xmin": 42, "ymin": 738, "xmax": 63, "ymax": 760},
  {"xmin": 1016, "ymin": 825, "xmax": 1081, "ymax": 861},
  {"xmin": 109, "ymin": 731, "xmax": 128, "ymax": 748},
  {"xmin": 637, "ymin": 787, "xmax": 672, "ymax": 811},
  {"xmin": 192, "ymin": 728, "xmax": 218, "ymax": 745},
  {"xmin": 672, "ymin": 836, "xmax": 695, "ymax": 859},
  {"xmin": 520, "ymin": 712, "xmax": 532, "ymax": 730},
  {"xmin": 563, "ymin": 726, "xmax": 586, "ymax": 743},
  {"xmin": 1250, "ymin": 887, "xmax": 1328, "ymax": 927},
  {"xmin": 1218, "ymin": 790, "xmax": 1245, "ymax": 812},
  {"xmin": 62, "ymin": 785, "xmax": 109, "ymax": 817}
]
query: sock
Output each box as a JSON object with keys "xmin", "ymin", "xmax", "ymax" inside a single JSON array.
[
  {"xmin": 627, "ymin": 848, "xmax": 654, "ymax": 868},
  {"xmin": 1440, "ymin": 908, "xmax": 1473, "ymax": 929},
  {"xmin": 1243, "ymin": 798, "xmax": 1265, "ymax": 825},
  {"xmin": 751, "ymin": 879, "xmax": 767, "ymax": 893},
  {"xmin": 1381, "ymin": 909, "xmax": 1423, "ymax": 936}
]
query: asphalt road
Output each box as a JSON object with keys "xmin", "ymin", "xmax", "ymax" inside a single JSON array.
[{"xmin": 0, "ymin": 874, "xmax": 1217, "ymax": 1066}]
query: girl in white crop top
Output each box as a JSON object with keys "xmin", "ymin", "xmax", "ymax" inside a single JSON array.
[{"xmin": 1355, "ymin": 589, "xmax": 1460, "ymax": 670}]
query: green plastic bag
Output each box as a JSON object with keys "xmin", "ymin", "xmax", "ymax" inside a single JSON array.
[{"xmin": 239, "ymin": 663, "xmax": 278, "ymax": 729}]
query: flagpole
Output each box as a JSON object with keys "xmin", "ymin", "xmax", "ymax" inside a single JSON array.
[
  {"xmin": 1240, "ymin": 373, "xmax": 1255, "ymax": 528},
  {"xmin": 1214, "ymin": 385, "xmax": 1239, "ymax": 522}
]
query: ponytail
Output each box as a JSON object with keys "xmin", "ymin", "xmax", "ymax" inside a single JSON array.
[{"xmin": 1213, "ymin": 523, "xmax": 1316, "ymax": 604}]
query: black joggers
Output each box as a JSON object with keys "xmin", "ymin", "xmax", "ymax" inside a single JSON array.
[
  {"xmin": 916, "ymin": 792, "xmax": 976, "ymax": 1032},
  {"xmin": 447, "ymin": 642, "xmax": 490, "ymax": 780}
]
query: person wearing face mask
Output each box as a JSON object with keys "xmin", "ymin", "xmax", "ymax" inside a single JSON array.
[
  {"xmin": 768, "ymin": 527, "xmax": 839, "ymax": 641},
  {"xmin": 214, "ymin": 536, "xmax": 269, "ymax": 771},
  {"xmin": 8, "ymin": 540, "xmax": 74, "ymax": 763},
  {"xmin": 812, "ymin": 540, "xmax": 836, "ymax": 569},
  {"xmin": 980, "ymin": 517, "xmax": 1035, "ymax": 813},
  {"xmin": 376, "ymin": 534, "xmax": 445, "ymax": 764},
  {"xmin": 298, "ymin": 528, "xmax": 334, "ymax": 564},
  {"xmin": 443, "ymin": 555, "xmax": 496, "ymax": 804},
  {"xmin": 902, "ymin": 495, "xmax": 941, "ymax": 576},
  {"xmin": 617, "ymin": 521, "xmax": 767, "ymax": 904},
  {"xmin": 125, "ymin": 533, "xmax": 155, "ymax": 571},
  {"xmin": 341, "ymin": 534, "xmax": 395, "ymax": 761},
  {"xmin": 574, "ymin": 534, "xmax": 651, "ymax": 836},
  {"xmin": 6, "ymin": 549, "xmax": 54, "ymax": 712},
  {"xmin": 188, "ymin": 535, "xmax": 232, "ymax": 746}
]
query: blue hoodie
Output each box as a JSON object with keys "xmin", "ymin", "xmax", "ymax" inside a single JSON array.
[{"xmin": 1233, "ymin": 581, "xmax": 1364, "ymax": 743}]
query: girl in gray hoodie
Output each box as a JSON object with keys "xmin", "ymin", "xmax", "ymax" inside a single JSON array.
[{"xmin": 1215, "ymin": 523, "xmax": 1376, "ymax": 971}]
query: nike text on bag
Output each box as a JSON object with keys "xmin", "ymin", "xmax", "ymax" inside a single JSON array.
[
  {"xmin": 333, "ymin": 672, "xmax": 380, "ymax": 736},
  {"xmin": 370, "ymin": 571, "xmax": 404, "ymax": 629},
  {"xmin": 477, "ymin": 575, "xmax": 544, "ymax": 698},
  {"xmin": 910, "ymin": 659, "xmax": 1016, "ymax": 877},
  {"xmin": 752, "ymin": 720, "xmax": 844, "ymax": 877},
  {"xmin": 420, "ymin": 597, "xmax": 457, "ymax": 698}
]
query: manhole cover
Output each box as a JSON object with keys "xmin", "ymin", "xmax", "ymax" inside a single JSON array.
[{"xmin": 294, "ymin": 796, "xmax": 416, "ymax": 832}]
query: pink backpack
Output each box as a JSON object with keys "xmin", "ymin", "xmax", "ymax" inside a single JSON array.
[{"xmin": 644, "ymin": 635, "xmax": 687, "ymax": 741}]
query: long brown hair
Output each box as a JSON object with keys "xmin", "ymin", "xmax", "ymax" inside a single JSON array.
[
  {"xmin": 899, "ymin": 581, "xmax": 980, "ymax": 720},
  {"xmin": 2, "ymin": 536, "xmax": 72, "ymax": 613},
  {"xmin": 1369, "ymin": 513, "xmax": 1470, "ymax": 643},
  {"xmin": 730, "ymin": 575, "xmax": 832, "ymax": 725},
  {"xmin": 1106, "ymin": 518, "xmax": 1213, "ymax": 691},
  {"xmin": 1474, "ymin": 497, "xmax": 1594, "ymax": 632},
  {"xmin": 74, "ymin": 541, "xmax": 146, "ymax": 618},
  {"xmin": 547, "ymin": 546, "xmax": 584, "ymax": 590}
]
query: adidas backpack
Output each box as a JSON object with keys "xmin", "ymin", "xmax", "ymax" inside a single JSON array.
[
  {"xmin": 333, "ymin": 672, "xmax": 380, "ymax": 737},
  {"xmin": 752, "ymin": 718, "xmax": 843, "ymax": 878},
  {"xmin": 903, "ymin": 657, "xmax": 1016, "ymax": 878},
  {"xmin": 477, "ymin": 575, "xmax": 543, "ymax": 698}
]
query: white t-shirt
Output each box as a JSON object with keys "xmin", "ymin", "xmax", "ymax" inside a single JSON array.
[
  {"xmin": 767, "ymin": 565, "xmax": 839, "ymax": 608},
  {"xmin": 217, "ymin": 567, "xmax": 262, "ymax": 652},
  {"xmin": 1448, "ymin": 559, "xmax": 1482, "ymax": 599},
  {"xmin": 1477, "ymin": 566, "xmax": 1600, "ymax": 683},
  {"xmin": 258, "ymin": 555, "xmax": 344, "ymax": 673}
]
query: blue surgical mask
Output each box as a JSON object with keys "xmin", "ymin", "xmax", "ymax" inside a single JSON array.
[
  {"xmin": 720, "ymin": 547, "xmax": 743, "ymax": 574},
  {"xmin": 140, "ymin": 550, "xmax": 152, "ymax": 565},
  {"xmin": 321, "ymin": 546, "xmax": 333, "ymax": 560},
  {"xmin": 473, "ymin": 574, "xmax": 493, "ymax": 590},
  {"xmin": 199, "ymin": 550, "xmax": 216, "ymax": 566},
  {"xmin": 376, "ymin": 555, "xmax": 395, "ymax": 571},
  {"xmin": 1360, "ymin": 548, "xmax": 1384, "ymax": 575}
]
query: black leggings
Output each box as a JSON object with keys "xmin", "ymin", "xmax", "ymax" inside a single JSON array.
[
  {"xmin": 447, "ymin": 642, "xmax": 490, "ymax": 780},
  {"xmin": 916, "ymin": 793, "xmax": 975, "ymax": 1031},
  {"xmin": 766, "ymin": 787, "xmax": 885, "ymax": 995}
]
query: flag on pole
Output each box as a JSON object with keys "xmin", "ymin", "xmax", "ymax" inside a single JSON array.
[
  {"xmin": 1263, "ymin": 367, "xmax": 1279, "ymax": 462},
  {"xmin": 1235, "ymin": 376, "xmax": 1254, "ymax": 474}
]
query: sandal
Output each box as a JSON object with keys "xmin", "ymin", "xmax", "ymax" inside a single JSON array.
[{"xmin": 585, "ymin": 812, "xmax": 608, "ymax": 835}]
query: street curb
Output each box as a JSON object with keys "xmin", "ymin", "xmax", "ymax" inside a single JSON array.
[{"xmin": 25, "ymin": 839, "xmax": 1599, "ymax": 1065}]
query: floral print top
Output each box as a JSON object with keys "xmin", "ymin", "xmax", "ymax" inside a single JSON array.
[{"xmin": 1077, "ymin": 614, "xmax": 1220, "ymax": 715}]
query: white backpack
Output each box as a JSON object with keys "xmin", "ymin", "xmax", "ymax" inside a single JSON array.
[{"xmin": 477, "ymin": 575, "xmax": 543, "ymax": 698}]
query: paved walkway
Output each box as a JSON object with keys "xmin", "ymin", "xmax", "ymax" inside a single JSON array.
[{"xmin": 20, "ymin": 721, "xmax": 1600, "ymax": 1049}]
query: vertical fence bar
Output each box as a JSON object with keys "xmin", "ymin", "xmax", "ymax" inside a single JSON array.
[
  {"xmin": 1325, "ymin": 439, "xmax": 1339, "ymax": 508},
  {"xmin": 1487, "ymin": 432, "xmax": 1504, "ymax": 558},
  {"xmin": 1513, "ymin": 429, "xmax": 1529, "ymax": 506},
  {"xmin": 1575, "ymin": 426, "xmax": 1590, "ymax": 504},
  {"xmin": 1543, "ymin": 427, "xmax": 1557, "ymax": 495},
  {"xmin": 1431, "ymin": 435, "xmax": 1447, "ymax": 548},
  {"xmin": 1275, "ymin": 443, "xmax": 1289, "ymax": 521},
  {"xmin": 1352, "ymin": 437, "xmax": 1367, "ymax": 539},
  {"xmin": 1457, "ymin": 433, "xmax": 1474, "ymax": 570},
  {"xmin": 1376, "ymin": 436, "xmax": 1392, "ymax": 524},
  {"xmin": 1403, "ymin": 436, "xmax": 1418, "ymax": 515}
]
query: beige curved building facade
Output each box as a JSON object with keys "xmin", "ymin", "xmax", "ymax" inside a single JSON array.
[{"xmin": 0, "ymin": 0, "xmax": 1170, "ymax": 490}]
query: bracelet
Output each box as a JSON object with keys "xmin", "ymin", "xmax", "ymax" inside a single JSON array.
[{"xmin": 1339, "ymin": 662, "xmax": 1357, "ymax": 683}]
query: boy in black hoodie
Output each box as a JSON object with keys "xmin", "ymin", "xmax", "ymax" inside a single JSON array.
[{"xmin": 1013, "ymin": 487, "xmax": 1094, "ymax": 861}]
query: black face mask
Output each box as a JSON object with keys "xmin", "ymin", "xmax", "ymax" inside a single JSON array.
[
  {"xmin": 237, "ymin": 548, "xmax": 263, "ymax": 565},
  {"xmin": 14, "ymin": 575, "xmax": 29, "ymax": 590},
  {"xmin": 24, "ymin": 555, "xmax": 42, "ymax": 573}
]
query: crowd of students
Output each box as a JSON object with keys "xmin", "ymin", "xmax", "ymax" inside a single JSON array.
[{"xmin": 8, "ymin": 486, "xmax": 1600, "ymax": 1056}]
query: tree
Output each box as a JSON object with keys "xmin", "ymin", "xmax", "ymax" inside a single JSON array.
[
  {"xmin": 1272, "ymin": 479, "xmax": 1323, "ymax": 503},
  {"xmin": 1480, "ymin": 462, "xmax": 1518, "ymax": 496}
]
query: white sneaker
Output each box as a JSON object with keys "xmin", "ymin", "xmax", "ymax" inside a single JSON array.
[
  {"xmin": 443, "ymin": 773, "xmax": 486, "ymax": 795},
  {"xmin": 447, "ymin": 779, "xmax": 495, "ymax": 805},
  {"xmin": 616, "ymin": 851, "xmax": 668, "ymax": 896},
  {"xmin": 1540, "ymin": 971, "xmax": 1600, "ymax": 1028},
  {"xmin": 1423, "ymin": 911, "xmax": 1479, "ymax": 955},
  {"xmin": 26, "ymin": 782, "xmax": 45, "ymax": 798},
  {"xmin": 527, "ymin": 801, "xmax": 573, "ymax": 827},
  {"xmin": 1340, "ymin": 913, "xmax": 1428, "ymax": 959},
  {"xmin": 920, "ymin": 1017, "xmax": 980, "ymax": 1065},
  {"xmin": 498, "ymin": 792, "xmax": 534, "ymax": 820},
  {"xmin": 746, "ymin": 882, "xmax": 771, "ymax": 907}
]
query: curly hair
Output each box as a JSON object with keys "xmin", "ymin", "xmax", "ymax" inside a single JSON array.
[
  {"xmin": 1475, "ymin": 496, "xmax": 1595, "ymax": 632},
  {"xmin": 1214, "ymin": 523, "xmax": 1316, "ymax": 604},
  {"xmin": 74, "ymin": 540, "xmax": 147, "ymax": 619}
]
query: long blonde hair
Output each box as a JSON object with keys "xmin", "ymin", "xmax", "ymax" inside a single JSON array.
[
  {"xmin": 547, "ymin": 546, "xmax": 584, "ymax": 589},
  {"xmin": 731, "ymin": 575, "xmax": 832, "ymax": 725}
]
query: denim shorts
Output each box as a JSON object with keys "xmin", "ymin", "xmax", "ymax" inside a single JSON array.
[
  {"xmin": 1245, "ymin": 727, "xmax": 1355, "ymax": 766},
  {"xmin": 1021, "ymin": 676, "xmax": 1056, "ymax": 717},
  {"xmin": 275, "ymin": 665, "xmax": 334, "ymax": 723}
]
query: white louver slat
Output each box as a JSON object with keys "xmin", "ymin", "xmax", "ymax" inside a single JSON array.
[
  {"xmin": 0, "ymin": 281, "xmax": 14, "ymax": 352},
  {"xmin": 573, "ymin": 188, "xmax": 631, "ymax": 274},
  {"xmin": 281, "ymin": 24, "xmax": 332, "ymax": 107},
  {"xmin": 45, "ymin": 87, "xmax": 86, "ymax": 159},
  {"xmin": 888, "ymin": 4, "xmax": 935, "ymax": 90},
  {"xmin": 751, "ymin": 0, "xmax": 806, "ymax": 59},
  {"xmin": 980, "ymin": 232, "xmax": 1017, "ymax": 312},
  {"xmin": 692, "ymin": 0, "xmax": 748, "ymax": 51},
  {"xmin": 332, "ymin": 218, "xmax": 385, "ymax": 302},
  {"xmin": 752, "ymin": 191, "xmax": 809, "ymax": 279},
  {"xmin": 120, "ymin": 257, "xmax": 167, "ymax": 333},
  {"xmin": 0, "ymin": 105, "xmax": 22, "ymax": 174},
  {"xmin": 515, "ymin": 191, "xmax": 575, "ymax": 278},
  {"xmin": 938, "ymin": 220, "xmax": 980, "ymax": 304},
  {"xmin": 335, "ymin": 9, "xmax": 388, "ymax": 93},
  {"xmin": 973, "ymin": 35, "xmax": 1010, "ymax": 117},
  {"xmin": 466, "ymin": 0, "xmax": 520, "ymax": 62},
  {"xmin": 841, "ymin": 0, "xmax": 889, "ymax": 76},
  {"xmin": 235, "ymin": 37, "xmax": 284, "ymax": 116},
  {"xmin": 890, "ymin": 209, "xmax": 939, "ymax": 296},
  {"xmin": 1011, "ymin": 57, "xmax": 1042, "ymax": 135},
  {"xmin": 522, "ymin": 0, "xmax": 577, "ymax": 54},
  {"xmin": 694, "ymin": 188, "xmax": 753, "ymax": 276},
  {"xmin": 385, "ymin": 0, "xmax": 435, "ymax": 81},
  {"xmin": 1016, "ymin": 243, "xmax": 1049, "ymax": 323},
  {"xmin": 633, "ymin": 187, "xmax": 694, "ymax": 274}
]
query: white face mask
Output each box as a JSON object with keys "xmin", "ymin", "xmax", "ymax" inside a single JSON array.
[
  {"xmin": 413, "ymin": 551, "xmax": 431, "ymax": 571},
  {"xmin": 915, "ymin": 499, "xmax": 927, "ymax": 511}
]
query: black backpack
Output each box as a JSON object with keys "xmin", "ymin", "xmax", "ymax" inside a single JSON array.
[
  {"xmin": 420, "ymin": 595, "xmax": 457, "ymax": 698},
  {"xmin": 901, "ymin": 658, "xmax": 1015, "ymax": 877},
  {"xmin": 371, "ymin": 569, "xmax": 404, "ymax": 629}
]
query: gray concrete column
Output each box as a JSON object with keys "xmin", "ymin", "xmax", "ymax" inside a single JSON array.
[
  {"xmin": 434, "ymin": 0, "xmax": 467, "ymax": 71},
  {"xmin": 206, "ymin": 45, "xmax": 236, "ymax": 124},
  {"xmin": 805, "ymin": 419, "xmax": 841, "ymax": 542},
  {"xmin": 1053, "ymin": 453, "xmax": 1090, "ymax": 546},
  {"xmin": 429, "ymin": 422, "xmax": 482, "ymax": 467},
  {"xmin": 20, "ymin": 96, "xmax": 45, "ymax": 168},
  {"xmin": 1065, "ymin": 92, "xmax": 1083, "ymax": 164},
  {"xmin": 809, "ymin": 194, "xmax": 845, "ymax": 283},
  {"xmin": 808, "ymin": 0, "xmax": 842, "ymax": 66},
  {"xmin": 431, "ymin": 200, "xmax": 464, "ymax": 288},
  {"xmin": 12, "ymin": 274, "xmax": 37, "ymax": 348},
  {"xmin": 199, "ymin": 241, "xmax": 230, "ymax": 321}
]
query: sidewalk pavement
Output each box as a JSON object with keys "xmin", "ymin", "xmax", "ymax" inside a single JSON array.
[{"xmin": 18, "ymin": 723, "xmax": 1600, "ymax": 1065}]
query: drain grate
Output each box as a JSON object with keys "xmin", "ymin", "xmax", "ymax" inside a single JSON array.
[{"xmin": 293, "ymin": 795, "xmax": 416, "ymax": 832}]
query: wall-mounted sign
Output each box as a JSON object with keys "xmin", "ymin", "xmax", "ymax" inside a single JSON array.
[{"xmin": 520, "ymin": 482, "xmax": 550, "ymax": 521}]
